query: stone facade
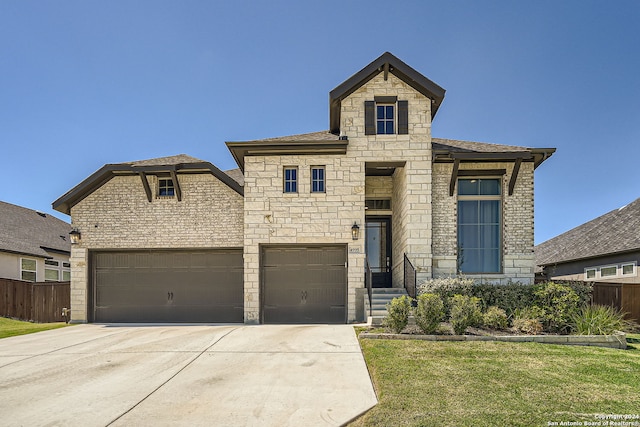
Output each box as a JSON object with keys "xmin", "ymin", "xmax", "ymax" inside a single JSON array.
[
  {"xmin": 68, "ymin": 173, "xmax": 243, "ymax": 322},
  {"xmin": 432, "ymin": 161, "xmax": 535, "ymax": 284}
]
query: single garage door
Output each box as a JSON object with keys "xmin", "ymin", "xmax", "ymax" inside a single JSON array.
[
  {"xmin": 262, "ymin": 246, "xmax": 346, "ymax": 324},
  {"xmin": 92, "ymin": 250, "xmax": 243, "ymax": 323}
]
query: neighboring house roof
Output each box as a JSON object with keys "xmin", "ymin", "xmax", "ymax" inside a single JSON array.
[
  {"xmin": 536, "ymin": 197, "xmax": 640, "ymax": 267},
  {"xmin": 53, "ymin": 154, "xmax": 244, "ymax": 215},
  {"xmin": 329, "ymin": 52, "xmax": 446, "ymax": 135},
  {"xmin": 226, "ymin": 131, "xmax": 348, "ymax": 171},
  {"xmin": 0, "ymin": 201, "xmax": 71, "ymax": 258}
]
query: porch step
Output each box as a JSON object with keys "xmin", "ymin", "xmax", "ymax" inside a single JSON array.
[{"xmin": 365, "ymin": 288, "xmax": 411, "ymax": 326}]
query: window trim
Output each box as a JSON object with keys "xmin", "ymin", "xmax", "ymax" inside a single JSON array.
[
  {"xmin": 585, "ymin": 268, "xmax": 597, "ymax": 279},
  {"xmin": 21, "ymin": 257, "xmax": 37, "ymax": 282},
  {"xmin": 600, "ymin": 265, "xmax": 619, "ymax": 277},
  {"xmin": 311, "ymin": 166, "xmax": 326, "ymax": 193},
  {"xmin": 584, "ymin": 262, "xmax": 638, "ymax": 280},
  {"xmin": 376, "ymin": 103, "xmax": 395, "ymax": 135},
  {"xmin": 622, "ymin": 262, "xmax": 637, "ymax": 276},
  {"xmin": 283, "ymin": 166, "xmax": 298, "ymax": 194},
  {"xmin": 456, "ymin": 177, "xmax": 503, "ymax": 274}
]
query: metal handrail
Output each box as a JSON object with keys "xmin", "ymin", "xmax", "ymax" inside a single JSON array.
[
  {"xmin": 403, "ymin": 253, "xmax": 417, "ymax": 299},
  {"xmin": 365, "ymin": 257, "xmax": 373, "ymax": 317}
]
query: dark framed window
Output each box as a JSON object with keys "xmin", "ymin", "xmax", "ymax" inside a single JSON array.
[
  {"xmin": 158, "ymin": 178, "xmax": 175, "ymax": 196},
  {"xmin": 377, "ymin": 105, "xmax": 395, "ymax": 134},
  {"xmin": 284, "ymin": 167, "xmax": 298, "ymax": 193},
  {"xmin": 365, "ymin": 99, "xmax": 408, "ymax": 135},
  {"xmin": 457, "ymin": 178, "xmax": 502, "ymax": 274},
  {"xmin": 311, "ymin": 166, "xmax": 325, "ymax": 193}
]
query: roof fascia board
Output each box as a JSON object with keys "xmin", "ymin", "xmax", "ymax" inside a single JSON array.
[{"xmin": 539, "ymin": 248, "xmax": 640, "ymax": 267}]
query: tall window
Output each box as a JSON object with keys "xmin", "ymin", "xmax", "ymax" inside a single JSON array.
[
  {"xmin": 376, "ymin": 105, "xmax": 395, "ymax": 134},
  {"xmin": 311, "ymin": 166, "xmax": 325, "ymax": 193},
  {"xmin": 158, "ymin": 178, "xmax": 175, "ymax": 196},
  {"xmin": 45, "ymin": 259, "xmax": 60, "ymax": 281},
  {"xmin": 457, "ymin": 178, "xmax": 502, "ymax": 273},
  {"xmin": 283, "ymin": 167, "xmax": 298, "ymax": 193},
  {"xmin": 21, "ymin": 258, "xmax": 36, "ymax": 282}
]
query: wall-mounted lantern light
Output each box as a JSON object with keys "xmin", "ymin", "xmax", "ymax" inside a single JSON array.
[
  {"xmin": 351, "ymin": 222, "xmax": 360, "ymax": 240},
  {"xmin": 69, "ymin": 229, "xmax": 81, "ymax": 245}
]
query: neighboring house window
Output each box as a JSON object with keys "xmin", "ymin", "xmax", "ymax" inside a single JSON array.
[
  {"xmin": 311, "ymin": 166, "xmax": 325, "ymax": 193},
  {"xmin": 364, "ymin": 98, "xmax": 408, "ymax": 135},
  {"xmin": 62, "ymin": 262, "xmax": 71, "ymax": 281},
  {"xmin": 283, "ymin": 167, "xmax": 298, "ymax": 193},
  {"xmin": 45, "ymin": 259, "xmax": 60, "ymax": 281},
  {"xmin": 622, "ymin": 262, "xmax": 636, "ymax": 276},
  {"xmin": 600, "ymin": 266, "xmax": 617, "ymax": 277},
  {"xmin": 158, "ymin": 178, "xmax": 175, "ymax": 196},
  {"xmin": 457, "ymin": 178, "xmax": 502, "ymax": 274},
  {"xmin": 585, "ymin": 268, "xmax": 596, "ymax": 279},
  {"xmin": 21, "ymin": 258, "xmax": 36, "ymax": 282}
]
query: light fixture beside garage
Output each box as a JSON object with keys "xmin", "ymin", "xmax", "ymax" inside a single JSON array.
[
  {"xmin": 351, "ymin": 222, "xmax": 360, "ymax": 240},
  {"xmin": 69, "ymin": 228, "xmax": 81, "ymax": 245}
]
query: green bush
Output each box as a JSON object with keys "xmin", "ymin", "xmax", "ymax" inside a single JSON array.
[
  {"xmin": 382, "ymin": 295, "xmax": 412, "ymax": 333},
  {"xmin": 418, "ymin": 276, "xmax": 474, "ymax": 316},
  {"xmin": 512, "ymin": 307, "xmax": 543, "ymax": 335},
  {"xmin": 483, "ymin": 306, "xmax": 508, "ymax": 329},
  {"xmin": 449, "ymin": 294, "xmax": 482, "ymax": 335},
  {"xmin": 470, "ymin": 282, "xmax": 537, "ymax": 316},
  {"xmin": 571, "ymin": 305, "xmax": 627, "ymax": 335},
  {"xmin": 414, "ymin": 293, "xmax": 445, "ymax": 334},
  {"xmin": 534, "ymin": 282, "xmax": 580, "ymax": 333}
]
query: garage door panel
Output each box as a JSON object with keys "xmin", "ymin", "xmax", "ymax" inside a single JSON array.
[
  {"xmin": 93, "ymin": 250, "xmax": 243, "ymax": 323},
  {"xmin": 262, "ymin": 246, "xmax": 346, "ymax": 324}
]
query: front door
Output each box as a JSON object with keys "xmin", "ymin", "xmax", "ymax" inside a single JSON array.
[{"xmin": 365, "ymin": 217, "xmax": 392, "ymax": 288}]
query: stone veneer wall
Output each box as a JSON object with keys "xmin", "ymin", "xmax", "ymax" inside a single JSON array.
[
  {"xmin": 244, "ymin": 72, "xmax": 433, "ymax": 322},
  {"xmin": 68, "ymin": 173, "xmax": 244, "ymax": 322},
  {"xmin": 432, "ymin": 161, "xmax": 535, "ymax": 284}
]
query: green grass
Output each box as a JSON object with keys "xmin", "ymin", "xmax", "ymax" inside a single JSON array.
[
  {"xmin": 351, "ymin": 332, "xmax": 640, "ymax": 427},
  {"xmin": 0, "ymin": 317, "xmax": 69, "ymax": 339}
]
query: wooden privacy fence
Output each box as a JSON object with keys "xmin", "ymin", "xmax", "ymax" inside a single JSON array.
[
  {"xmin": 0, "ymin": 278, "xmax": 70, "ymax": 323},
  {"xmin": 592, "ymin": 282, "xmax": 640, "ymax": 323}
]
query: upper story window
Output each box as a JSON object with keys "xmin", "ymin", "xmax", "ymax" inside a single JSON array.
[
  {"xmin": 158, "ymin": 178, "xmax": 175, "ymax": 197},
  {"xmin": 377, "ymin": 105, "xmax": 395, "ymax": 134},
  {"xmin": 21, "ymin": 258, "xmax": 36, "ymax": 282},
  {"xmin": 284, "ymin": 167, "xmax": 298, "ymax": 193},
  {"xmin": 365, "ymin": 97, "xmax": 408, "ymax": 135},
  {"xmin": 457, "ymin": 178, "xmax": 502, "ymax": 274},
  {"xmin": 311, "ymin": 166, "xmax": 325, "ymax": 193}
]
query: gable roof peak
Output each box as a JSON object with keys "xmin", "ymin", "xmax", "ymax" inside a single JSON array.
[{"xmin": 329, "ymin": 52, "xmax": 446, "ymax": 135}]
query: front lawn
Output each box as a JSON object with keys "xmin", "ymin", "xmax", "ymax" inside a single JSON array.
[
  {"xmin": 351, "ymin": 333, "xmax": 640, "ymax": 426},
  {"xmin": 0, "ymin": 317, "xmax": 69, "ymax": 339}
]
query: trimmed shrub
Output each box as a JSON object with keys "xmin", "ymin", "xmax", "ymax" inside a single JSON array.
[
  {"xmin": 470, "ymin": 282, "xmax": 537, "ymax": 316},
  {"xmin": 571, "ymin": 305, "xmax": 627, "ymax": 335},
  {"xmin": 449, "ymin": 294, "xmax": 482, "ymax": 335},
  {"xmin": 534, "ymin": 282, "xmax": 580, "ymax": 333},
  {"xmin": 418, "ymin": 276, "xmax": 474, "ymax": 316},
  {"xmin": 382, "ymin": 295, "xmax": 412, "ymax": 333},
  {"xmin": 414, "ymin": 293, "xmax": 445, "ymax": 334},
  {"xmin": 483, "ymin": 306, "xmax": 508, "ymax": 329},
  {"xmin": 512, "ymin": 307, "xmax": 543, "ymax": 335}
]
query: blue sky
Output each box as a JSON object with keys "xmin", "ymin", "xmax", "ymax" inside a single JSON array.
[{"xmin": 1, "ymin": 0, "xmax": 638, "ymax": 244}]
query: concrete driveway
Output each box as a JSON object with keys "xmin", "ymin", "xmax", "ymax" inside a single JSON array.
[{"xmin": 0, "ymin": 324, "xmax": 377, "ymax": 426}]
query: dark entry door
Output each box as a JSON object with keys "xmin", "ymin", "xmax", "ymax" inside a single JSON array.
[
  {"xmin": 261, "ymin": 246, "xmax": 346, "ymax": 323},
  {"xmin": 366, "ymin": 217, "xmax": 392, "ymax": 288}
]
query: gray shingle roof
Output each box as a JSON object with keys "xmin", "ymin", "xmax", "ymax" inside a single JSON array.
[
  {"xmin": 237, "ymin": 130, "xmax": 341, "ymax": 143},
  {"xmin": 432, "ymin": 138, "xmax": 530, "ymax": 153},
  {"xmin": 224, "ymin": 169, "xmax": 245, "ymax": 186},
  {"xmin": 0, "ymin": 201, "xmax": 71, "ymax": 258},
  {"xmin": 536, "ymin": 197, "xmax": 640, "ymax": 266},
  {"xmin": 125, "ymin": 154, "xmax": 207, "ymax": 167}
]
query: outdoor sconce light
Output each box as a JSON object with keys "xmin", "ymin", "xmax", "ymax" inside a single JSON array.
[
  {"xmin": 69, "ymin": 229, "xmax": 81, "ymax": 245},
  {"xmin": 351, "ymin": 222, "xmax": 360, "ymax": 240}
]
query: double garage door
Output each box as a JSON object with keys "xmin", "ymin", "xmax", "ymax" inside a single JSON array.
[
  {"xmin": 262, "ymin": 246, "xmax": 347, "ymax": 324},
  {"xmin": 91, "ymin": 250, "xmax": 243, "ymax": 323}
]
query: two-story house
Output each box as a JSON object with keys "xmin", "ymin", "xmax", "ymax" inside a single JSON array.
[{"xmin": 53, "ymin": 52, "xmax": 555, "ymax": 324}]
